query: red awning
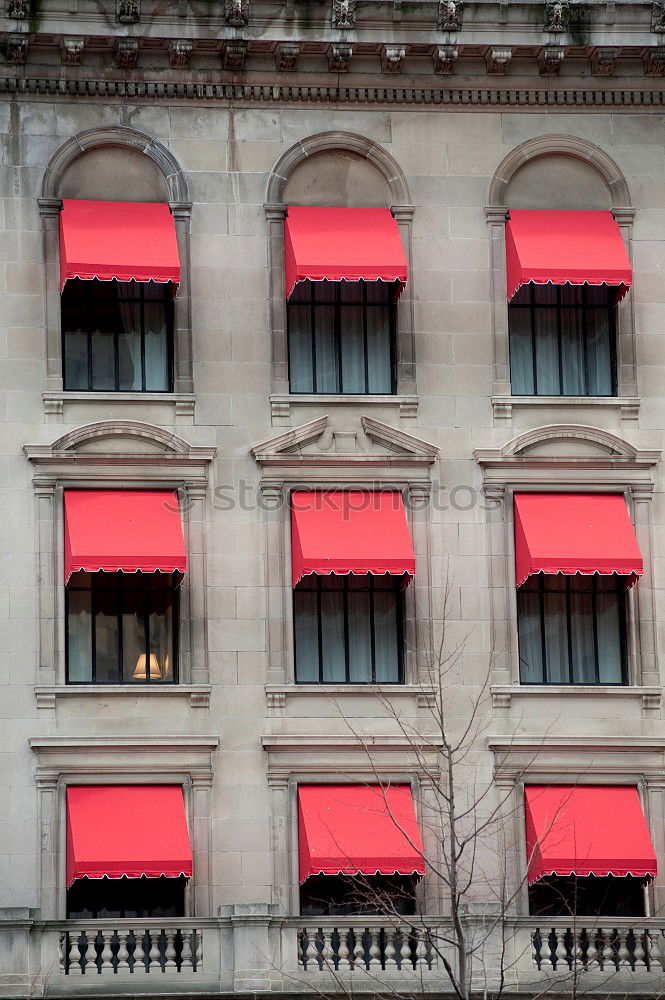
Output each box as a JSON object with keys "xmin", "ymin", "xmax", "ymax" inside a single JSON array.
[
  {"xmin": 525, "ymin": 785, "xmax": 657, "ymax": 884},
  {"xmin": 64, "ymin": 490, "xmax": 187, "ymax": 583},
  {"xmin": 284, "ymin": 206, "xmax": 408, "ymax": 299},
  {"xmin": 59, "ymin": 199, "xmax": 181, "ymax": 291},
  {"xmin": 298, "ymin": 785, "xmax": 425, "ymax": 883},
  {"xmin": 514, "ymin": 493, "xmax": 642, "ymax": 588},
  {"xmin": 66, "ymin": 785, "xmax": 193, "ymax": 887},
  {"xmin": 291, "ymin": 490, "xmax": 415, "ymax": 587},
  {"xmin": 505, "ymin": 210, "xmax": 632, "ymax": 301}
]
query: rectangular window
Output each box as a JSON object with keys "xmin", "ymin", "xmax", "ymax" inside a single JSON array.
[
  {"xmin": 288, "ymin": 280, "xmax": 396, "ymax": 394},
  {"xmin": 66, "ymin": 571, "xmax": 178, "ymax": 684},
  {"xmin": 62, "ymin": 279, "xmax": 173, "ymax": 392},
  {"xmin": 529, "ymin": 875, "xmax": 645, "ymax": 918},
  {"xmin": 67, "ymin": 875, "xmax": 186, "ymax": 919},
  {"xmin": 294, "ymin": 576, "xmax": 403, "ymax": 684},
  {"xmin": 300, "ymin": 874, "xmax": 416, "ymax": 917},
  {"xmin": 517, "ymin": 574, "xmax": 626, "ymax": 685},
  {"xmin": 509, "ymin": 284, "xmax": 616, "ymax": 397}
]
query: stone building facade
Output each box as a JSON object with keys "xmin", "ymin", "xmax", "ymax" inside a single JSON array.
[{"xmin": 2, "ymin": 0, "xmax": 665, "ymax": 995}]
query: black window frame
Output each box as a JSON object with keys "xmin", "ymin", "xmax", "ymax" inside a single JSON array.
[
  {"xmin": 516, "ymin": 573, "xmax": 628, "ymax": 686},
  {"xmin": 508, "ymin": 283, "xmax": 618, "ymax": 397},
  {"xmin": 287, "ymin": 279, "xmax": 398, "ymax": 395},
  {"xmin": 293, "ymin": 575, "xmax": 405, "ymax": 685},
  {"xmin": 65, "ymin": 571, "xmax": 180, "ymax": 685},
  {"xmin": 61, "ymin": 278, "xmax": 175, "ymax": 393}
]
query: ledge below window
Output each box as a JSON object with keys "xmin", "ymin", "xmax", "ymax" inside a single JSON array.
[
  {"xmin": 491, "ymin": 395, "xmax": 640, "ymax": 421},
  {"xmin": 42, "ymin": 391, "xmax": 195, "ymax": 423},
  {"xmin": 491, "ymin": 684, "xmax": 660, "ymax": 714},
  {"xmin": 265, "ymin": 683, "xmax": 435, "ymax": 714},
  {"xmin": 35, "ymin": 684, "xmax": 211, "ymax": 710},
  {"xmin": 270, "ymin": 393, "xmax": 418, "ymax": 425}
]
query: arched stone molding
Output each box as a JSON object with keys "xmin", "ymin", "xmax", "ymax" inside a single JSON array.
[
  {"xmin": 487, "ymin": 134, "xmax": 631, "ymax": 210},
  {"xmin": 265, "ymin": 130, "xmax": 412, "ymax": 207},
  {"xmin": 38, "ymin": 126, "xmax": 194, "ymax": 399},
  {"xmin": 485, "ymin": 136, "xmax": 638, "ymax": 411},
  {"xmin": 264, "ymin": 132, "xmax": 417, "ymax": 414},
  {"xmin": 474, "ymin": 424, "xmax": 661, "ymax": 694},
  {"xmin": 24, "ymin": 420, "xmax": 216, "ymax": 699},
  {"xmin": 41, "ymin": 125, "xmax": 190, "ymax": 204}
]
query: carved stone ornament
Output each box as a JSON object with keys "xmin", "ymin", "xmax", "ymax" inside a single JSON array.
[
  {"xmin": 332, "ymin": 0, "xmax": 356, "ymax": 29},
  {"xmin": 275, "ymin": 43, "xmax": 299, "ymax": 72},
  {"xmin": 591, "ymin": 46, "xmax": 618, "ymax": 76},
  {"xmin": 115, "ymin": 37, "xmax": 139, "ymax": 69},
  {"xmin": 538, "ymin": 44, "xmax": 565, "ymax": 74},
  {"xmin": 433, "ymin": 44, "xmax": 458, "ymax": 73},
  {"xmin": 225, "ymin": 0, "xmax": 249, "ymax": 27},
  {"xmin": 60, "ymin": 37, "xmax": 84, "ymax": 65},
  {"xmin": 6, "ymin": 0, "xmax": 29, "ymax": 17},
  {"xmin": 644, "ymin": 46, "xmax": 665, "ymax": 76},
  {"xmin": 116, "ymin": 0, "xmax": 140, "ymax": 24},
  {"xmin": 485, "ymin": 46, "xmax": 512, "ymax": 74},
  {"xmin": 544, "ymin": 0, "xmax": 569, "ymax": 32},
  {"xmin": 328, "ymin": 43, "xmax": 352, "ymax": 71},
  {"xmin": 437, "ymin": 0, "xmax": 463, "ymax": 32},
  {"xmin": 169, "ymin": 39, "xmax": 192, "ymax": 69},
  {"xmin": 381, "ymin": 46, "xmax": 405, "ymax": 73},
  {"xmin": 224, "ymin": 41, "xmax": 246, "ymax": 71},
  {"xmin": 651, "ymin": 2, "xmax": 665, "ymax": 32},
  {"xmin": 5, "ymin": 32, "xmax": 27, "ymax": 63}
]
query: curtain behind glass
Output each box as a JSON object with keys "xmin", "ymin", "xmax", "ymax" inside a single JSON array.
[
  {"xmin": 517, "ymin": 585, "xmax": 543, "ymax": 682},
  {"xmin": 320, "ymin": 579, "xmax": 345, "ymax": 682},
  {"xmin": 569, "ymin": 578, "xmax": 595, "ymax": 683},
  {"xmin": 586, "ymin": 307, "xmax": 613, "ymax": 395},
  {"xmin": 314, "ymin": 290, "xmax": 338, "ymax": 393},
  {"xmin": 144, "ymin": 284, "xmax": 170, "ymax": 391},
  {"xmin": 294, "ymin": 587, "xmax": 319, "ymax": 681},
  {"xmin": 288, "ymin": 303, "xmax": 314, "ymax": 393},
  {"xmin": 117, "ymin": 282, "xmax": 142, "ymax": 391},
  {"xmin": 533, "ymin": 286, "xmax": 560, "ymax": 395},
  {"xmin": 596, "ymin": 579, "xmax": 623, "ymax": 683},
  {"xmin": 373, "ymin": 585, "xmax": 400, "ymax": 682},
  {"xmin": 509, "ymin": 307, "xmax": 534, "ymax": 395},
  {"xmin": 347, "ymin": 583, "xmax": 372, "ymax": 683},
  {"xmin": 67, "ymin": 587, "xmax": 92, "ymax": 681}
]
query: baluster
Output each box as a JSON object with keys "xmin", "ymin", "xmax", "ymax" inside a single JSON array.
[
  {"xmin": 633, "ymin": 928, "xmax": 646, "ymax": 970},
  {"xmin": 532, "ymin": 928, "xmax": 543, "ymax": 969},
  {"xmin": 368, "ymin": 927, "xmax": 381, "ymax": 969},
  {"xmin": 585, "ymin": 929, "xmax": 598, "ymax": 970},
  {"xmin": 100, "ymin": 932, "xmax": 114, "ymax": 972},
  {"xmin": 133, "ymin": 931, "xmax": 145, "ymax": 973},
  {"xmin": 319, "ymin": 927, "xmax": 332, "ymax": 970},
  {"xmin": 194, "ymin": 929, "xmax": 203, "ymax": 971},
  {"xmin": 337, "ymin": 927, "xmax": 350, "ymax": 969},
  {"xmin": 315, "ymin": 927, "xmax": 325, "ymax": 970},
  {"xmin": 384, "ymin": 926, "xmax": 397, "ymax": 969},
  {"xmin": 646, "ymin": 929, "xmax": 663, "ymax": 972},
  {"xmin": 301, "ymin": 928, "xmax": 313, "ymax": 969},
  {"xmin": 164, "ymin": 930, "xmax": 177, "ymax": 971},
  {"xmin": 116, "ymin": 931, "xmax": 130, "ymax": 972},
  {"xmin": 551, "ymin": 928, "xmax": 566, "ymax": 971},
  {"xmin": 148, "ymin": 929, "xmax": 162, "ymax": 971},
  {"xmin": 58, "ymin": 932, "xmax": 66, "ymax": 973},
  {"xmin": 617, "ymin": 928, "xmax": 630, "ymax": 969},
  {"xmin": 347, "ymin": 927, "xmax": 359, "ymax": 969},
  {"xmin": 180, "ymin": 930, "xmax": 193, "ymax": 971},
  {"xmin": 67, "ymin": 932, "xmax": 83, "ymax": 976},
  {"xmin": 601, "ymin": 928, "xmax": 615, "ymax": 970},
  {"xmin": 415, "ymin": 928, "xmax": 429, "ymax": 969},
  {"xmin": 571, "ymin": 927, "xmax": 583, "ymax": 970}
]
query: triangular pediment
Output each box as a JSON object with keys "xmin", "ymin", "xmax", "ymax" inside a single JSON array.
[{"xmin": 251, "ymin": 416, "xmax": 438, "ymax": 471}]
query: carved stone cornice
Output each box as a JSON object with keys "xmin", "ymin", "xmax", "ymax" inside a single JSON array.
[
  {"xmin": 651, "ymin": 1, "xmax": 665, "ymax": 32},
  {"xmin": 169, "ymin": 39, "xmax": 192, "ymax": 69},
  {"xmin": 275, "ymin": 42, "xmax": 299, "ymax": 72},
  {"xmin": 60, "ymin": 37, "xmax": 84, "ymax": 65},
  {"xmin": 539, "ymin": 44, "xmax": 565, "ymax": 74},
  {"xmin": 30, "ymin": 735, "xmax": 219, "ymax": 781},
  {"xmin": 644, "ymin": 46, "xmax": 665, "ymax": 75},
  {"xmin": 4, "ymin": 31, "xmax": 27, "ymax": 64},
  {"xmin": 485, "ymin": 46, "xmax": 512, "ymax": 74},
  {"xmin": 489, "ymin": 735, "xmax": 665, "ymax": 781},
  {"xmin": 381, "ymin": 45, "xmax": 406, "ymax": 73},
  {"xmin": 115, "ymin": 37, "xmax": 138, "ymax": 69},
  {"xmin": 223, "ymin": 40, "xmax": 246, "ymax": 71},
  {"xmin": 328, "ymin": 43, "xmax": 352, "ymax": 71},
  {"xmin": 433, "ymin": 44, "xmax": 457, "ymax": 73},
  {"xmin": 591, "ymin": 46, "xmax": 619, "ymax": 76}
]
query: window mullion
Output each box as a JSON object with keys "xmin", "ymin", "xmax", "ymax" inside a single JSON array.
[
  {"xmin": 530, "ymin": 284, "xmax": 538, "ymax": 395},
  {"xmin": 581, "ymin": 283, "xmax": 590, "ymax": 396},
  {"xmin": 343, "ymin": 578, "xmax": 350, "ymax": 684},
  {"xmin": 144, "ymin": 578, "xmax": 151, "ymax": 684},
  {"xmin": 369, "ymin": 575, "xmax": 376, "ymax": 683},
  {"xmin": 565, "ymin": 576, "xmax": 574, "ymax": 684},
  {"xmin": 87, "ymin": 284, "xmax": 94, "ymax": 391},
  {"xmin": 556, "ymin": 285, "xmax": 564, "ymax": 395},
  {"xmin": 140, "ymin": 284, "xmax": 146, "ymax": 392},
  {"xmin": 117, "ymin": 574, "xmax": 124, "ymax": 684},
  {"xmin": 591, "ymin": 574, "xmax": 600, "ymax": 684},
  {"xmin": 91, "ymin": 576, "xmax": 97, "ymax": 684},
  {"xmin": 538, "ymin": 577, "xmax": 547, "ymax": 684},
  {"xmin": 336, "ymin": 283, "xmax": 343, "ymax": 393},
  {"xmin": 362, "ymin": 282, "xmax": 369, "ymax": 393},
  {"xmin": 316, "ymin": 577, "xmax": 323, "ymax": 684},
  {"xmin": 310, "ymin": 286, "xmax": 317, "ymax": 393}
]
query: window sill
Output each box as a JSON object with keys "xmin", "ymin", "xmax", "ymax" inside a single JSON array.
[
  {"xmin": 270, "ymin": 393, "xmax": 418, "ymax": 426},
  {"xmin": 42, "ymin": 391, "xmax": 195, "ymax": 423},
  {"xmin": 35, "ymin": 684, "xmax": 210, "ymax": 710},
  {"xmin": 491, "ymin": 684, "xmax": 660, "ymax": 713},
  {"xmin": 266, "ymin": 683, "xmax": 435, "ymax": 713},
  {"xmin": 491, "ymin": 395, "xmax": 640, "ymax": 421}
]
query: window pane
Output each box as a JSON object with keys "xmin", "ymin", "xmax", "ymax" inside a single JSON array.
[
  {"xmin": 569, "ymin": 579, "xmax": 596, "ymax": 683},
  {"xmin": 320, "ymin": 581, "xmax": 345, "ymax": 683},
  {"xmin": 122, "ymin": 580, "xmax": 146, "ymax": 683},
  {"xmin": 543, "ymin": 586, "xmax": 569, "ymax": 683},
  {"xmin": 534, "ymin": 306, "xmax": 560, "ymax": 395},
  {"xmin": 597, "ymin": 587, "xmax": 623, "ymax": 683},
  {"xmin": 373, "ymin": 586, "xmax": 400, "ymax": 683},
  {"xmin": 366, "ymin": 305, "xmax": 392, "ymax": 393},
  {"xmin": 67, "ymin": 589, "xmax": 92, "ymax": 682},
  {"xmin": 560, "ymin": 307, "xmax": 585, "ymax": 396},
  {"xmin": 340, "ymin": 305, "xmax": 364, "ymax": 393},
  {"xmin": 90, "ymin": 330, "xmax": 116, "ymax": 390},
  {"xmin": 94, "ymin": 578, "xmax": 120, "ymax": 682},
  {"xmin": 517, "ymin": 587, "xmax": 543, "ymax": 682},
  {"xmin": 288, "ymin": 304, "xmax": 314, "ymax": 393},
  {"xmin": 144, "ymin": 292, "xmax": 170, "ymax": 391},
  {"xmin": 149, "ymin": 597, "xmax": 173, "ymax": 683},
  {"xmin": 117, "ymin": 284, "xmax": 142, "ymax": 391},
  {"xmin": 294, "ymin": 589, "xmax": 319, "ymax": 682},
  {"xmin": 63, "ymin": 329, "xmax": 89, "ymax": 390},
  {"xmin": 347, "ymin": 586, "xmax": 371, "ymax": 683},
  {"xmin": 314, "ymin": 304, "xmax": 338, "ymax": 393},
  {"xmin": 509, "ymin": 308, "xmax": 534, "ymax": 395},
  {"xmin": 587, "ymin": 308, "xmax": 613, "ymax": 395}
]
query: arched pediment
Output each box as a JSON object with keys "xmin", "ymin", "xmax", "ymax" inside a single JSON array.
[
  {"xmin": 488, "ymin": 135, "xmax": 631, "ymax": 210},
  {"xmin": 265, "ymin": 131, "xmax": 412, "ymax": 207},
  {"xmin": 501, "ymin": 424, "xmax": 640, "ymax": 461},
  {"xmin": 46, "ymin": 420, "xmax": 193, "ymax": 457},
  {"xmin": 41, "ymin": 126, "xmax": 190, "ymax": 205}
]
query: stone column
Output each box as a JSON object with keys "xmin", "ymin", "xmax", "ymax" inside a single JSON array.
[
  {"xmin": 231, "ymin": 905, "xmax": 277, "ymax": 992},
  {"xmin": 261, "ymin": 486, "xmax": 288, "ymax": 686},
  {"xmin": 267, "ymin": 775, "xmax": 290, "ymax": 914},
  {"xmin": 265, "ymin": 205, "xmax": 289, "ymax": 393},
  {"xmin": 484, "ymin": 485, "xmax": 511, "ymax": 685},
  {"xmin": 613, "ymin": 208, "xmax": 638, "ymax": 400},
  {"xmin": 407, "ymin": 483, "xmax": 432, "ymax": 685},
  {"xmin": 644, "ymin": 779, "xmax": 665, "ymax": 915},
  {"xmin": 392, "ymin": 205, "xmax": 416, "ymax": 393},
  {"xmin": 36, "ymin": 776, "xmax": 59, "ymax": 920},
  {"xmin": 484, "ymin": 207, "xmax": 511, "ymax": 403},
  {"xmin": 185, "ymin": 485, "xmax": 209, "ymax": 687},
  {"xmin": 35, "ymin": 483, "xmax": 58, "ymax": 688},
  {"xmin": 631, "ymin": 485, "xmax": 659, "ymax": 687},
  {"xmin": 171, "ymin": 202, "xmax": 194, "ymax": 395},
  {"xmin": 191, "ymin": 774, "xmax": 213, "ymax": 917},
  {"xmin": 38, "ymin": 199, "xmax": 63, "ymax": 395}
]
